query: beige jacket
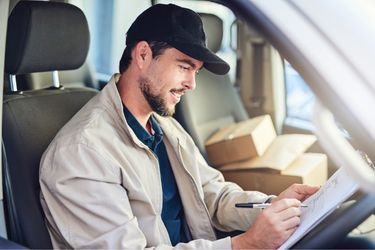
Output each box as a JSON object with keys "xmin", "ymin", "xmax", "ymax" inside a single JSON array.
[{"xmin": 40, "ymin": 74, "xmax": 271, "ymax": 249}]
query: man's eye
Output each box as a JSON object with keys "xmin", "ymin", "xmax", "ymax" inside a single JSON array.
[{"xmin": 179, "ymin": 65, "xmax": 189, "ymax": 71}]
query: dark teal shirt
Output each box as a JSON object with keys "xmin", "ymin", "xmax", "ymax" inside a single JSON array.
[{"xmin": 123, "ymin": 106, "xmax": 187, "ymax": 245}]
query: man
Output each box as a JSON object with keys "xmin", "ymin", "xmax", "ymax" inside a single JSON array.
[{"xmin": 40, "ymin": 4, "xmax": 318, "ymax": 249}]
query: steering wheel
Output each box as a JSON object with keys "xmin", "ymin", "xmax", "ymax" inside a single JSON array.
[{"xmin": 292, "ymin": 193, "xmax": 375, "ymax": 248}]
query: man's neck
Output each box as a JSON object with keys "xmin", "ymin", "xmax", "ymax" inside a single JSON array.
[{"xmin": 117, "ymin": 73, "xmax": 152, "ymax": 131}]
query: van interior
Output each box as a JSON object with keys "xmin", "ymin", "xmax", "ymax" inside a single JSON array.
[{"xmin": 0, "ymin": 0, "xmax": 374, "ymax": 248}]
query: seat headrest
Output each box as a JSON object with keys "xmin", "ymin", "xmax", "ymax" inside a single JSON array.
[
  {"xmin": 199, "ymin": 13, "xmax": 223, "ymax": 53},
  {"xmin": 5, "ymin": 1, "xmax": 90, "ymax": 75}
]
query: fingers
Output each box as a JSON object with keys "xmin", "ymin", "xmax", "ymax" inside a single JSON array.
[
  {"xmin": 293, "ymin": 184, "xmax": 320, "ymax": 196},
  {"xmin": 240, "ymin": 199, "xmax": 303, "ymax": 249},
  {"xmin": 279, "ymin": 206, "xmax": 301, "ymax": 221},
  {"xmin": 285, "ymin": 225, "xmax": 298, "ymax": 237},
  {"xmin": 294, "ymin": 184, "xmax": 319, "ymax": 201},
  {"xmin": 265, "ymin": 199, "xmax": 302, "ymax": 229},
  {"xmin": 278, "ymin": 184, "xmax": 320, "ymax": 201},
  {"xmin": 268, "ymin": 198, "xmax": 301, "ymax": 213},
  {"xmin": 270, "ymin": 226, "xmax": 298, "ymax": 248},
  {"xmin": 282, "ymin": 212, "xmax": 301, "ymax": 230},
  {"xmin": 277, "ymin": 184, "xmax": 319, "ymax": 202}
]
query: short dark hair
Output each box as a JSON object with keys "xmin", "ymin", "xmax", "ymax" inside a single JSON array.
[{"xmin": 119, "ymin": 41, "xmax": 172, "ymax": 73}]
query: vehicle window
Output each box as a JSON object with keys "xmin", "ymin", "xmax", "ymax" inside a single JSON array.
[
  {"xmin": 284, "ymin": 60, "xmax": 315, "ymax": 124},
  {"xmin": 69, "ymin": 0, "xmax": 151, "ymax": 85}
]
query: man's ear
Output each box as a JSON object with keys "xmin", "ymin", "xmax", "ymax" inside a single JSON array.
[{"xmin": 132, "ymin": 41, "xmax": 151, "ymax": 69}]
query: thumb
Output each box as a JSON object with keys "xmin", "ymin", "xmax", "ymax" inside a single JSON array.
[{"xmin": 293, "ymin": 184, "xmax": 319, "ymax": 200}]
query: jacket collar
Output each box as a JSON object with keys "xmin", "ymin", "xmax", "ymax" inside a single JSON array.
[
  {"xmin": 100, "ymin": 74, "xmax": 146, "ymax": 149},
  {"xmin": 154, "ymin": 114, "xmax": 188, "ymax": 150},
  {"xmin": 100, "ymin": 74, "xmax": 188, "ymax": 150}
]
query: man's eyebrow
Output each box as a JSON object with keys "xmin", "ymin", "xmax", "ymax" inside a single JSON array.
[{"xmin": 176, "ymin": 58, "xmax": 203, "ymax": 70}]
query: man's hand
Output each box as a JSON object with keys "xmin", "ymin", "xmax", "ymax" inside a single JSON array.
[
  {"xmin": 231, "ymin": 185, "xmax": 319, "ymax": 249},
  {"xmin": 274, "ymin": 184, "xmax": 320, "ymax": 202},
  {"xmin": 231, "ymin": 199, "xmax": 302, "ymax": 249}
]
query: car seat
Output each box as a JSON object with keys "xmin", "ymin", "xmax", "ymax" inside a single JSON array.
[
  {"xmin": 2, "ymin": 1, "xmax": 98, "ymax": 248},
  {"xmin": 15, "ymin": 60, "xmax": 99, "ymax": 90}
]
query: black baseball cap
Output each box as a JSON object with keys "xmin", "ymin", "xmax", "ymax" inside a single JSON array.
[{"xmin": 126, "ymin": 4, "xmax": 230, "ymax": 75}]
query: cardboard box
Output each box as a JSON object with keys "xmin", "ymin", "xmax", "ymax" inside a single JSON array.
[
  {"xmin": 205, "ymin": 115, "xmax": 276, "ymax": 166},
  {"xmin": 221, "ymin": 134, "xmax": 317, "ymax": 171},
  {"xmin": 220, "ymin": 153, "xmax": 328, "ymax": 195}
]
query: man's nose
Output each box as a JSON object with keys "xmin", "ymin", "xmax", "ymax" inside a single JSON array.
[{"xmin": 184, "ymin": 72, "xmax": 196, "ymax": 91}]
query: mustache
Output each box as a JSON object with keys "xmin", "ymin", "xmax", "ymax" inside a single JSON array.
[{"xmin": 170, "ymin": 88, "xmax": 186, "ymax": 95}]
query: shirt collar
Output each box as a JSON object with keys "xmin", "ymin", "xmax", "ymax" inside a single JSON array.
[
  {"xmin": 150, "ymin": 115, "xmax": 163, "ymax": 137},
  {"xmin": 123, "ymin": 105, "xmax": 163, "ymax": 148}
]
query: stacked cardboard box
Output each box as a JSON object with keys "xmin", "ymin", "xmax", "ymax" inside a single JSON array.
[{"xmin": 205, "ymin": 115, "xmax": 328, "ymax": 195}]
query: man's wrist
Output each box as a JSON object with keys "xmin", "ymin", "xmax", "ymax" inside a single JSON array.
[
  {"xmin": 231, "ymin": 234, "xmax": 246, "ymax": 249},
  {"xmin": 231, "ymin": 232, "xmax": 260, "ymax": 249}
]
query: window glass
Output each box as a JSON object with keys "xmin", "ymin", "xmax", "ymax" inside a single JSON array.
[
  {"xmin": 285, "ymin": 60, "xmax": 315, "ymax": 122},
  {"xmin": 70, "ymin": 0, "xmax": 151, "ymax": 84}
]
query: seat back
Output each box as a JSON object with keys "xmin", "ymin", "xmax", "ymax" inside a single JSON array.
[
  {"xmin": 176, "ymin": 13, "xmax": 248, "ymax": 156},
  {"xmin": 16, "ymin": 60, "xmax": 99, "ymax": 90},
  {"xmin": 3, "ymin": 1, "xmax": 97, "ymax": 248}
]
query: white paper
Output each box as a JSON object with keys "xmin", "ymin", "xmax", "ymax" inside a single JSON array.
[{"xmin": 279, "ymin": 167, "xmax": 358, "ymax": 249}]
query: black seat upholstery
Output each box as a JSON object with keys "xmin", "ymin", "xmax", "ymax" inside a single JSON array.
[{"xmin": 2, "ymin": 1, "xmax": 98, "ymax": 248}]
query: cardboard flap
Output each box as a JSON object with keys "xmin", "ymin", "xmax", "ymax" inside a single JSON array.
[
  {"xmin": 205, "ymin": 123, "xmax": 238, "ymax": 145},
  {"xmin": 205, "ymin": 115, "xmax": 276, "ymax": 166},
  {"xmin": 205, "ymin": 115, "xmax": 274, "ymax": 145},
  {"xmin": 282, "ymin": 153, "xmax": 327, "ymax": 176},
  {"xmin": 220, "ymin": 152, "xmax": 328, "ymax": 195},
  {"xmin": 219, "ymin": 134, "xmax": 317, "ymax": 172}
]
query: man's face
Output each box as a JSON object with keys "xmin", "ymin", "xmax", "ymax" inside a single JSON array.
[{"xmin": 138, "ymin": 47, "xmax": 203, "ymax": 116}]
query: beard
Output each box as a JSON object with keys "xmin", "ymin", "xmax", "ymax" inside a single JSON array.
[{"xmin": 139, "ymin": 76, "xmax": 175, "ymax": 117}]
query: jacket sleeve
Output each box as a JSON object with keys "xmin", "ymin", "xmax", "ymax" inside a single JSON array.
[
  {"xmin": 40, "ymin": 143, "xmax": 233, "ymax": 249},
  {"xmin": 188, "ymin": 137, "xmax": 273, "ymax": 232}
]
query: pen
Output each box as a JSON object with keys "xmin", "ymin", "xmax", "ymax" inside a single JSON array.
[{"xmin": 235, "ymin": 203, "xmax": 308, "ymax": 209}]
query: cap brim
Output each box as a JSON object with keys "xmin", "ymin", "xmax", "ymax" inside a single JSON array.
[{"xmin": 168, "ymin": 41, "xmax": 230, "ymax": 75}]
